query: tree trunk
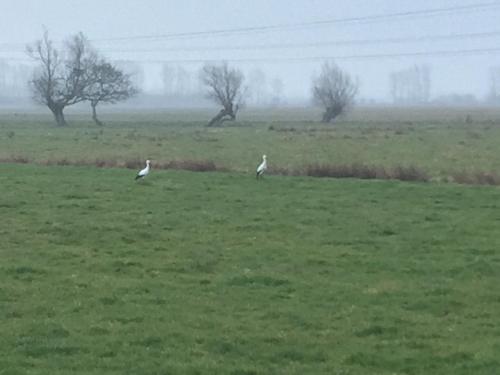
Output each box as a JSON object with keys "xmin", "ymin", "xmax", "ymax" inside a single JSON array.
[
  {"xmin": 91, "ymin": 102, "xmax": 103, "ymax": 126},
  {"xmin": 207, "ymin": 109, "xmax": 226, "ymax": 126},
  {"xmin": 321, "ymin": 110, "xmax": 333, "ymax": 123},
  {"xmin": 50, "ymin": 106, "xmax": 67, "ymax": 126},
  {"xmin": 207, "ymin": 105, "xmax": 237, "ymax": 127},
  {"xmin": 321, "ymin": 106, "xmax": 341, "ymax": 123}
]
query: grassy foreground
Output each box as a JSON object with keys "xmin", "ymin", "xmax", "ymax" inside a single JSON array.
[{"xmin": 1, "ymin": 163, "xmax": 500, "ymax": 374}]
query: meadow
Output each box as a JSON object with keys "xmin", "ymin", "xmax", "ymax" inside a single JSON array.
[
  {"xmin": 2, "ymin": 106, "xmax": 500, "ymax": 180},
  {"xmin": 1, "ymin": 107, "xmax": 500, "ymax": 374}
]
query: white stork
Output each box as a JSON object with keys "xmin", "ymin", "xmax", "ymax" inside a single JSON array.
[
  {"xmin": 135, "ymin": 160, "xmax": 151, "ymax": 180},
  {"xmin": 256, "ymin": 154, "xmax": 267, "ymax": 179}
]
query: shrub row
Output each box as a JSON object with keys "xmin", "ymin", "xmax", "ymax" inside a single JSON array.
[
  {"xmin": 2, "ymin": 156, "xmax": 500, "ymax": 185},
  {"xmin": 269, "ymin": 163, "xmax": 430, "ymax": 182}
]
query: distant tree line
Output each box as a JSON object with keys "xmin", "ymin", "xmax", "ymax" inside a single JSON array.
[
  {"xmin": 389, "ymin": 65, "xmax": 431, "ymax": 104},
  {"xmin": 0, "ymin": 60, "xmax": 31, "ymax": 99},
  {"xmin": 14, "ymin": 33, "xmax": 500, "ymax": 127},
  {"xmin": 25, "ymin": 31, "xmax": 361, "ymax": 126},
  {"xmin": 487, "ymin": 66, "xmax": 500, "ymax": 105}
]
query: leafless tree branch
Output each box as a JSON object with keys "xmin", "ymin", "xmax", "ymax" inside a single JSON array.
[
  {"xmin": 312, "ymin": 61, "xmax": 358, "ymax": 123},
  {"xmin": 200, "ymin": 62, "xmax": 245, "ymax": 126},
  {"xmin": 84, "ymin": 61, "xmax": 138, "ymax": 125},
  {"xmin": 27, "ymin": 31, "xmax": 96, "ymax": 126}
]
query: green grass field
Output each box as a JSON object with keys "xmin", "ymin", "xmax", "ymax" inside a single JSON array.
[
  {"xmin": 1, "ymin": 107, "xmax": 500, "ymax": 374},
  {"xmin": 2, "ymin": 107, "xmax": 500, "ymax": 179},
  {"xmin": 2, "ymin": 164, "xmax": 500, "ymax": 374}
]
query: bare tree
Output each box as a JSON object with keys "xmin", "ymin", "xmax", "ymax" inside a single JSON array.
[
  {"xmin": 312, "ymin": 62, "xmax": 358, "ymax": 123},
  {"xmin": 114, "ymin": 60, "xmax": 145, "ymax": 90},
  {"xmin": 389, "ymin": 65, "xmax": 431, "ymax": 104},
  {"xmin": 200, "ymin": 62, "xmax": 245, "ymax": 126},
  {"xmin": 487, "ymin": 66, "xmax": 500, "ymax": 104},
  {"xmin": 27, "ymin": 31, "xmax": 97, "ymax": 126},
  {"xmin": 0, "ymin": 60, "xmax": 30, "ymax": 98},
  {"xmin": 162, "ymin": 64, "xmax": 176, "ymax": 96},
  {"xmin": 85, "ymin": 61, "xmax": 137, "ymax": 125},
  {"xmin": 0, "ymin": 60, "xmax": 6, "ymax": 94},
  {"xmin": 270, "ymin": 77, "xmax": 285, "ymax": 106},
  {"xmin": 248, "ymin": 68, "xmax": 267, "ymax": 106}
]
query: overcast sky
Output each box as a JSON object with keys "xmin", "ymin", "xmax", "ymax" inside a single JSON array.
[{"xmin": 3, "ymin": 0, "xmax": 500, "ymax": 101}]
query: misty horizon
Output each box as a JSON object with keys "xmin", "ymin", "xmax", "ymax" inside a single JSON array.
[{"xmin": 2, "ymin": 0, "xmax": 500, "ymax": 106}]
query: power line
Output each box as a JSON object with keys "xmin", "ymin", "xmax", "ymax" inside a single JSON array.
[
  {"xmin": 1, "ymin": 2, "xmax": 498, "ymax": 50},
  {"xmin": 91, "ymin": 2, "xmax": 500, "ymax": 43},
  {"xmin": 107, "ymin": 46, "xmax": 500, "ymax": 64},
  {"xmin": 3, "ymin": 27, "xmax": 500, "ymax": 55},
  {"xmin": 89, "ymin": 29, "xmax": 500, "ymax": 54},
  {"xmin": 5, "ymin": 44, "xmax": 500, "ymax": 65}
]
